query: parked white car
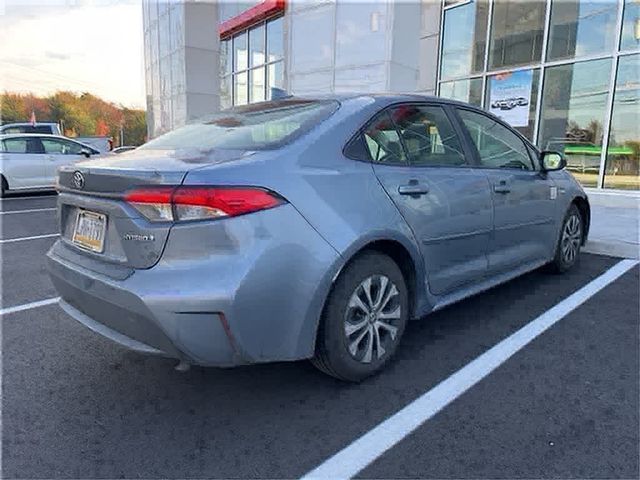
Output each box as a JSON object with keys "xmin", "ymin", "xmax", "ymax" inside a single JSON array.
[{"xmin": 0, "ymin": 134, "xmax": 100, "ymax": 196}]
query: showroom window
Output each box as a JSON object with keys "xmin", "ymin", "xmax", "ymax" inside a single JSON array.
[
  {"xmin": 604, "ymin": 54, "xmax": 639, "ymax": 190},
  {"xmin": 435, "ymin": 0, "xmax": 639, "ymax": 189},
  {"xmin": 220, "ymin": 16, "xmax": 284, "ymax": 108},
  {"xmin": 489, "ymin": 0, "xmax": 546, "ymax": 69},
  {"xmin": 620, "ymin": 0, "xmax": 640, "ymax": 51},
  {"xmin": 440, "ymin": 0, "xmax": 488, "ymax": 80},
  {"xmin": 538, "ymin": 58, "xmax": 612, "ymax": 187},
  {"xmin": 547, "ymin": 0, "xmax": 619, "ymax": 61},
  {"xmin": 439, "ymin": 78, "xmax": 483, "ymax": 106}
]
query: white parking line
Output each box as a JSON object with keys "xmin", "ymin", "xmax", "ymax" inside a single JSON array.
[
  {"xmin": 0, "ymin": 297, "xmax": 60, "ymax": 316},
  {"xmin": 0, "ymin": 208, "xmax": 57, "ymax": 215},
  {"xmin": 301, "ymin": 259, "xmax": 639, "ymax": 480},
  {"xmin": 0, "ymin": 233, "xmax": 60, "ymax": 244}
]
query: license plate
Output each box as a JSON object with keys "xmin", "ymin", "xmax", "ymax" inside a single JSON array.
[{"xmin": 72, "ymin": 210, "xmax": 107, "ymax": 253}]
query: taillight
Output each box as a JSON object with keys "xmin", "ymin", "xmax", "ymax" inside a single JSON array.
[{"xmin": 124, "ymin": 186, "xmax": 285, "ymax": 222}]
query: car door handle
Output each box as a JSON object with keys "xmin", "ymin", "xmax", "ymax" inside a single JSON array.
[
  {"xmin": 493, "ymin": 181, "xmax": 511, "ymax": 194},
  {"xmin": 398, "ymin": 183, "xmax": 429, "ymax": 196}
]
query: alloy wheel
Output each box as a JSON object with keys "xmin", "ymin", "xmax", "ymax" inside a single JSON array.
[
  {"xmin": 343, "ymin": 275, "xmax": 401, "ymax": 364},
  {"xmin": 561, "ymin": 213, "xmax": 582, "ymax": 264}
]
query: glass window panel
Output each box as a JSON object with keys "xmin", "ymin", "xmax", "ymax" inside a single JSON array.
[
  {"xmin": 267, "ymin": 61, "xmax": 284, "ymax": 100},
  {"xmin": 489, "ymin": 1, "xmax": 545, "ymax": 69},
  {"xmin": 539, "ymin": 58, "xmax": 612, "ymax": 187},
  {"xmin": 458, "ymin": 109, "xmax": 534, "ymax": 170},
  {"xmin": 221, "ymin": 75, "xmax": 232, "ymax": 110},
  {"xmin": 390, "ymin": 105, "xmax": 468, "ymax": 167},
  {"xmin": 220, "ymin": 39, "xmax": 231, "ymax": 77},
  {"xmin": 249, "ymin": 67, "xmax": 266, "ymax": 103},
  {"xmin": 439, "ymin": 78, "xmax": 483, "ymax": 106},
  {"xmin": 604, "ymin": 54, "xmax": 640, "ymax": 190},
  {"xmin": 233, "ymin": 32, "xmax": 248, "ymax": 71},
  {"xmin": 440, "ymin": 0, "xmax": 488, "ymax": 79},
  {"xmin": 249, "ymin": 24, "xmax": 265, "ymax": 67},
  {"xmin": 267, "ymin": 17, "xmax": 284, "ymax": 62},
  {"xmin": 547, "ymin": 0, "xmax": 619, "ymax": 61},
  {"xmin": 234, "ymin": 72, "xmax": 248, "ymax": 106},
  {"xmin": 620, "ymin": 0, "xmax": 640, "ymax": 51},
  {"xmin": 363, "ymin": 112, "xmax": 407, "ymax": 164},
  {"xmin": 485, "ymin": 69, "xmax": 540, "ymax": 141}
]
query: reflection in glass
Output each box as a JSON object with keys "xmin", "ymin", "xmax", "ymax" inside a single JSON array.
[
  {"xmin": 604, "ymin": 55, "xmax": 639, "ymax": 190},
  {"xmin": 250, "ymin": 67, "xmax": 266, "ymax": 103},
  {"xmin": 439, "ymin": 78, "xmax": 483, "ymax": 106},
  {"xmin": 620, "ymin": 0, "xmax": 640, "ymax": 51},
  {"xmin": 490, "ymin": 1, "xmax": 545, "ymax": 69},
  {"xmin": 485, "ymin": 69, "xmax": 539, "ymax": 141},
  {"xmin": 547, "ymin": 0, "xmax": 618, "ymax": 61},
  {"xmin": 267, "ymin": 61, "xmax": 284, "ymax": 100},
  {"xmin": 539, "ymin": 58, "xmax": 612, "ymax": 187},
  {"xmin": 249, "ymin": 24, "xmax": 265, "ymax": 68},
  {"xmin": 267, "ymin": 17, "xmax": 284, "ymax": 62},
  {"xmin": 233, "ymin": 32, "xmax": 248, "ymax": 71},
  {"xmin": 440, "ymin": 0, "xmax": 488, "ymax": 79},
  {"xmin": 220, "ymin": 39, "xmax": 231, "ymax": 77},
  {"xmin": 221, "ymin": 75, "xmax": 232, "ymax": 109},
  {"xmin": 234, "ymin": 72, "xmax": 248, "ymax": 106}
]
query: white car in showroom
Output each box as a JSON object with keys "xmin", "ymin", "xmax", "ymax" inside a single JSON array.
[{"xmin": 0, "ymin": 134, "xmax": 100, "ymax": 196}]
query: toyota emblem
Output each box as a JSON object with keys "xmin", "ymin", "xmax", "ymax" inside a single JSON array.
[{"xmin": 72, "ymin": 171, "xmax": 85, "ymax": 190}]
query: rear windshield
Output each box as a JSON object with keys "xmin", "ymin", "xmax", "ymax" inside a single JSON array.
[{"xmin": 140, "ymin": 99, "xmax": 339, "ymax": 151}]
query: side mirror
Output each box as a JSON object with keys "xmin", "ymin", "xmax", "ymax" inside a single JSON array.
[
  {"xmin": 541, "ymin": 151, "xmax": 566, "ymax": 171},
  {"xmin": 80, "ymin": 148, "xmax": 92, "ymax": 158}
]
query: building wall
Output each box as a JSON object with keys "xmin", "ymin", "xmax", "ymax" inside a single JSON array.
[{"xmin": 143, "ymin": 0, "xmax": 219, "ymax": 138}]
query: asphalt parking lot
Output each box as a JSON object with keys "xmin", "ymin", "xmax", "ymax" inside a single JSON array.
[{"xmin": 2, "ymin": 193, "xmax": 639, "ymax": 479}]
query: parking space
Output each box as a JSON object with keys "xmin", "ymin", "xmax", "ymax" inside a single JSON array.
[{"xmin": 1, "ymin": 194, "xmax": 638, "ymax": 479}]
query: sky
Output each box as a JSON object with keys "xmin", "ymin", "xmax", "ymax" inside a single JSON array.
[{"xmin": 0, "ymin": 0, "xmax": 146, "ymax": 109}]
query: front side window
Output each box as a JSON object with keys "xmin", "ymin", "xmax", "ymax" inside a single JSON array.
[
  {"xmin": 140, "ymin": 100, "xmax": 338, "ymax": 151},
  {"xmin": 389, "ymin": 105, "xmax": 467, "ymax": 167},
  {"xmin": 458, "ymin": 109, "xmax": 534, "ymax": 170},
  {"xmin": 41, "ymin": 138, "xmax": 84, "ymax": 155}
]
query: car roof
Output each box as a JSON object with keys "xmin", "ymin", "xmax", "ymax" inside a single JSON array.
[
  {"xmin": 0, "ymin": 133, "xmax": 97, "ymax": 148},
  {"xmin": 0, "ymin": 122, "xmax": 58, "ymax": 127}
]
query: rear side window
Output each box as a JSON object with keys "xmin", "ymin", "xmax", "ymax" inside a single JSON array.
[
  {"xmin": 457, "ymin": 109, "xmax": 534, "ymax": 171},
  {"xmin": 140, "ymin": 100, "xmax": 339, "ymax": 151},
  {"xmin": 362, "ymin": 111, "xmax": 407, "ymax": 165},
  {"xmin": 389, "ymin": 105, "xmax": 467, "ymax": 167}
]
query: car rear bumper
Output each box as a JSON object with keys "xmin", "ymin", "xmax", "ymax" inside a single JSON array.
[{"xmin": 47, "ymin": 204, "xmax": 341, "ymax": 367}]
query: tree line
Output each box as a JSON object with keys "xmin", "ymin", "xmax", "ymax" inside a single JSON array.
[{"xmin": 1, "ymin": 91, "xmax": 147, "ymax": 146}]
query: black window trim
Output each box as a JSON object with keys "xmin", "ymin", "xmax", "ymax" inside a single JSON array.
[
  {"xmin": 452, "ymin": 105, "xmax": 540, "ymax": 172},
  {"xmin": 343, "ymin": 101, "xmax": 477, "ymax": 169}
]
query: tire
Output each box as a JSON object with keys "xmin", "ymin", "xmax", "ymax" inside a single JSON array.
[
  {"xmin": 0, "ymin": 176, "xmax": 7, "ymax": 198},
  {"xmin": 548, "ymin": 204, "xmax": 583, "ymax": 273},
  {"xmin": 312, "ymin": 251, "xmax": 409, "ymax": 382}
]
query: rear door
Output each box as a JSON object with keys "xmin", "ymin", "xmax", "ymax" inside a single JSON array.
[
  {"xmin": 455, "ymin": 108, "xmax": 557, "ymax": 273},
  {"xmin": 367, "ymin": 104, "xmax": 493, "ymax": 296},
  {"xmin": 0, "ymin": 137, "xmax": 47, "ymax": 188}
]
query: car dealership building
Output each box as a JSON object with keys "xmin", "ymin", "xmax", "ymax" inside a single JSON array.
[{"xmin": 143, "ymin": 0, "xmax": 639, "ymax": 190}]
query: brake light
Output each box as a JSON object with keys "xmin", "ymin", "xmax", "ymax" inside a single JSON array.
[{"xmin": 124, "ymin": 186, "xmax": 284, "ymax": 222}]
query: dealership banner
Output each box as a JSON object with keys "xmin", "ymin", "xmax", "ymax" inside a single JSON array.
[{"xmin": 488, "ymin": 70, "xmax": 533, "ymax": 127}]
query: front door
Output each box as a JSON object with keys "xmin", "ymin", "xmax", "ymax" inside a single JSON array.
[
  {"xmin": 455, "ymin": 108, "xmax": 557, "ymax": 273},
  {"xmin": 366, "ymin": 104, "xmax": 493, "ymax": 296}
]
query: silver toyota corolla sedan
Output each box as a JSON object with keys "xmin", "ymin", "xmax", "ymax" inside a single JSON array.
[{"xmin": 47, "ymin": 94, "xmax": 590, "ymax": 381}]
